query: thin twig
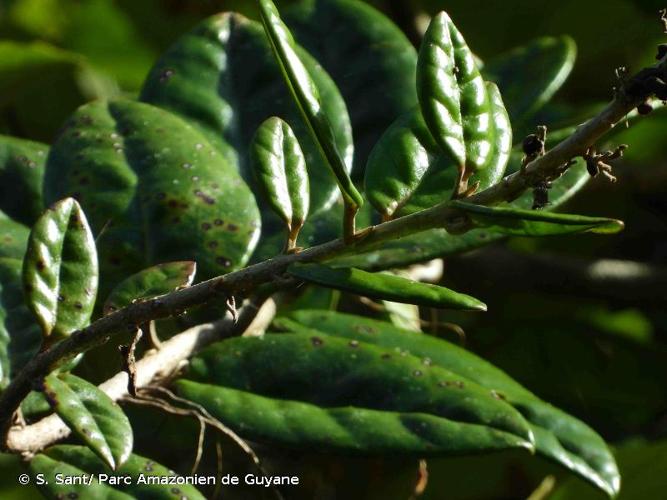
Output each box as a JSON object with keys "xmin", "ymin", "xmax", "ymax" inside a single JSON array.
[
  {"xmin": 122, "ymin": 395, "xmax": 206, "ymax": 475},
  {"xmin": 118, "ymin": 328, "xmax": 142, "ymax": 397}
]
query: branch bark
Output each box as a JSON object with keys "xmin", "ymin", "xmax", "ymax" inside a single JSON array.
[
  {"xmin": 6, "ymin": 296, "xmax": 277, "ymax": 455},
  {"xmin": 1, "ymin": 56, "xmax": 664, "ymax": 443}
]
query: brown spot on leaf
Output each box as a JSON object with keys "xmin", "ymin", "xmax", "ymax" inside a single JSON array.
[
  {"xmin": 491, "ymin": 390, "xmax": 506, "ymax": 400},
  {"xmin": 193, "ymin": 189, "xmax": 215, "ymax": 205},
  {"xmin": 226, "ymin": 223, "xmax": 239, "ymax": 232},
  {"xmin": 214, "ymin": 219, "xmax": 224, "ymax": 226},
  {"xmin": 201, "ymin": 222, "xmax": 211, "ymax": 231},
  {"xmin": 159, "ymin": 68, "xmax": 175, "ymax": 83},
  {"xmin": 311, "ymin": 336, "xmax": 323, "ymax": 347}
]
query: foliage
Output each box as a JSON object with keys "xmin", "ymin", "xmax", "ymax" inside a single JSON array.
[{"xmin": 0, "ymin": 1, "xmax": 666, "ymax": 499}]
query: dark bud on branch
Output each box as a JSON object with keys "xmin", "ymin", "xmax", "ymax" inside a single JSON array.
[
  {"xmin": 532, "ymin": 180, "xmax": 552, "ymax": 210},
  {"xmin": 523, "ymin": 134, "xmax": 544, "ymax": 156},
  {"xmin": 584, "ymin": 145, "xmax": 627, "ymax": 183}
]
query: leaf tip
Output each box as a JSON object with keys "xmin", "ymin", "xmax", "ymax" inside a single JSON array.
[
  {"xmin": 592, "ymin": 219, "xmax": 625, "ymax": 234},
  {"xmin": 472, "ymin": 300, "xmax": 488, "ymax": 312}
]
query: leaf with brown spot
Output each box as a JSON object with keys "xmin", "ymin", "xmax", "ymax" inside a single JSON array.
[
  {"xmin": 22, "ymin": 198, "xmax": 98, "ymax": 343},
  {"xmin": 177, "ymin": 332, "xmax": 534, "ymax": 457},
  {"xmin": 42, "ymin": 374, "xmax": 133, "ymax": 470},
  {"xmin": 0, "ymin": 135, "xmax": 48, "ymax": 226},
  {"xmin": 43, "ymin": 99, "xmax": 260, "ymax": 298},
  {"xmin": 278, "ymin": 310, "xmax": 620, "ymax": 497}
]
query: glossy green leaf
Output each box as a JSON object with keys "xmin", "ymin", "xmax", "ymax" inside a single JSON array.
[
  {"xmin": 177, "ymin": 380, "xmax": 530, "ymax": 458},
  {"xmin": 0, "ymin": 258, "xmax": 42, "ymax": 390},
  {"xmin": 288, "ymin": 262, "xmax": 486, "ymax": 310},
  {"xmin": 450, "ymin": 200, "xmax": 625, "ymax": 236},
  {"xmin": 483, "ymin": 36, "xmax": 576, "ymax": 130},
  {"xmin": 140, "ymin": 12, "xmax": 352, "ymax": 217},
  {"xmin": 42, "ymin": 373, "xmax": 132, "ymax": 470},
  {"xmin": 417, "ymin": 12, "xmax": 511, "ymax": 186},
  {"xmin": 285, "ymin": 0, "xmax": 418, "ymax": 177},
  {"xmin": 0, "ymin": 211, "xmax": 29, "ymax": 261},
  {"xmin": 365, "ymin": 81, "xmax": 510, "ymax": 218},
  {"xmin": 22, "ymin": 198, "xmax": 98, "ymax": 342},
  {"xmin": 103, "ymin": 261, "xmax": 196, "ymax": 315},
  {"xmin": 0, "ymin": 135, "xmax": 48, "ymax": 226},
  {"xmin": 177, "ymin": 332, "xmax": 534, "ymax": 456},
  {"xmin": 279, "ymin": 310, "xmax": 619, "ymax": 497},
  {"xmin": 44, "ymin": 99, "xmax": 261, "ymax": 295},
  {"xmin": 251, "ymin": 117, "xmax": 310, "ymax": 248},
  {"xmin": 348, "ymin": 160, "xmax": 591, "ymax": 270},
  {"xmin": 258, "ymin": 0, "xmax": 363, "ymax": 211},
  {"xmin": 553, "ymin": 440, "xmax": 667, "ymax": 500},
  {"xmin": 30, "ymin": 445, "xmax": 205, "ymax": 499}
]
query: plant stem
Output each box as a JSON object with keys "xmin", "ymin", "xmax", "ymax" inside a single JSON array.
[
  {"xmin": 6, "ymin": 296, "xmax": 277, "ymax": 455},
  {"xmin": 1, "ymin": 57, "xmax": 664, "ymax": 444}
]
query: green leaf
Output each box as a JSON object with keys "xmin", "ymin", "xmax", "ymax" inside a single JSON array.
[
  {"xmin": 0, "ymin": 257, "xmax": 42, "ymax": 390},
  {"xmin": 22, "ymin": 198, "xmax": 98, "ymax": 342},
  {"xmin": 278, "ymin": 310, "xmax": 620, "ymax": 497},
  {"xmin": 258, "ymin": 0, "xmax": 363, "ymax": 212},
  {"xmin": 42, "ymin": 374, "xmax": 132, "ymax": 470},
  {"xmin": 0, "ymin": 135, "xmax": 48, "ymax": 226},
  {"xmin": 0, "ymin": 211, "xmax": 30, "ymax": 261},
  {"xmin": 552, "ymin": 440, "xmax": 667, "ymax": 500},
  {"xmin": 450, "ymin": 201, "xmax": 625, "ymax": 236},
  {"xmin": 483, "ymin": 36, "xmax": 576, "ymax": 131},
  {"xmin": 43, "ymin": 99, "xmax": 261, "ymax": 296},
  {"xmin": 251, "ymin": 117, "xmax": 310, "ymax": 249},
  {"xmin": 288, "ymin": 263, "xmax": 486, "ymax": 310},
  {"xmin": 103, "ymin": 261, "xmax": 196, "ymax": 315},
  {"xmin": 29, "ymin": 445, "xmax": 206, "ymax": 499},
  {"xmin": 177, "ymin": 332, "xmax": 534, "ymax": 456},
  {"xmin": 348, "ymin": 160, "xmax": 590, "ymax": 270},
  {"xmin": 285, "ymin": 0, "xmax": 418, "ymax": 177},
  {"xmin": 140, "ymin": 12, "xmax": 352, "ymax": 217},
  {"xmin": 0, "ymin": 41, "xmax": 117, "ymax": 142},
  {"xmin": 365, "ymin": 80, "xmax": 511, "ymax": 218},
  {"xmin": 415, "ymin": 12, "xmax": 512, "ymax": 198},
  {"xmin": 382, "ymin": 298, "xmax": 422, "ymax": 332}
]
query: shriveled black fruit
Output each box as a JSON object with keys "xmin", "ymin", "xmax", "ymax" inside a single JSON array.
[{"xmin": 522, "ymin": 134, "xmax": 544, "ymax": 156}]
